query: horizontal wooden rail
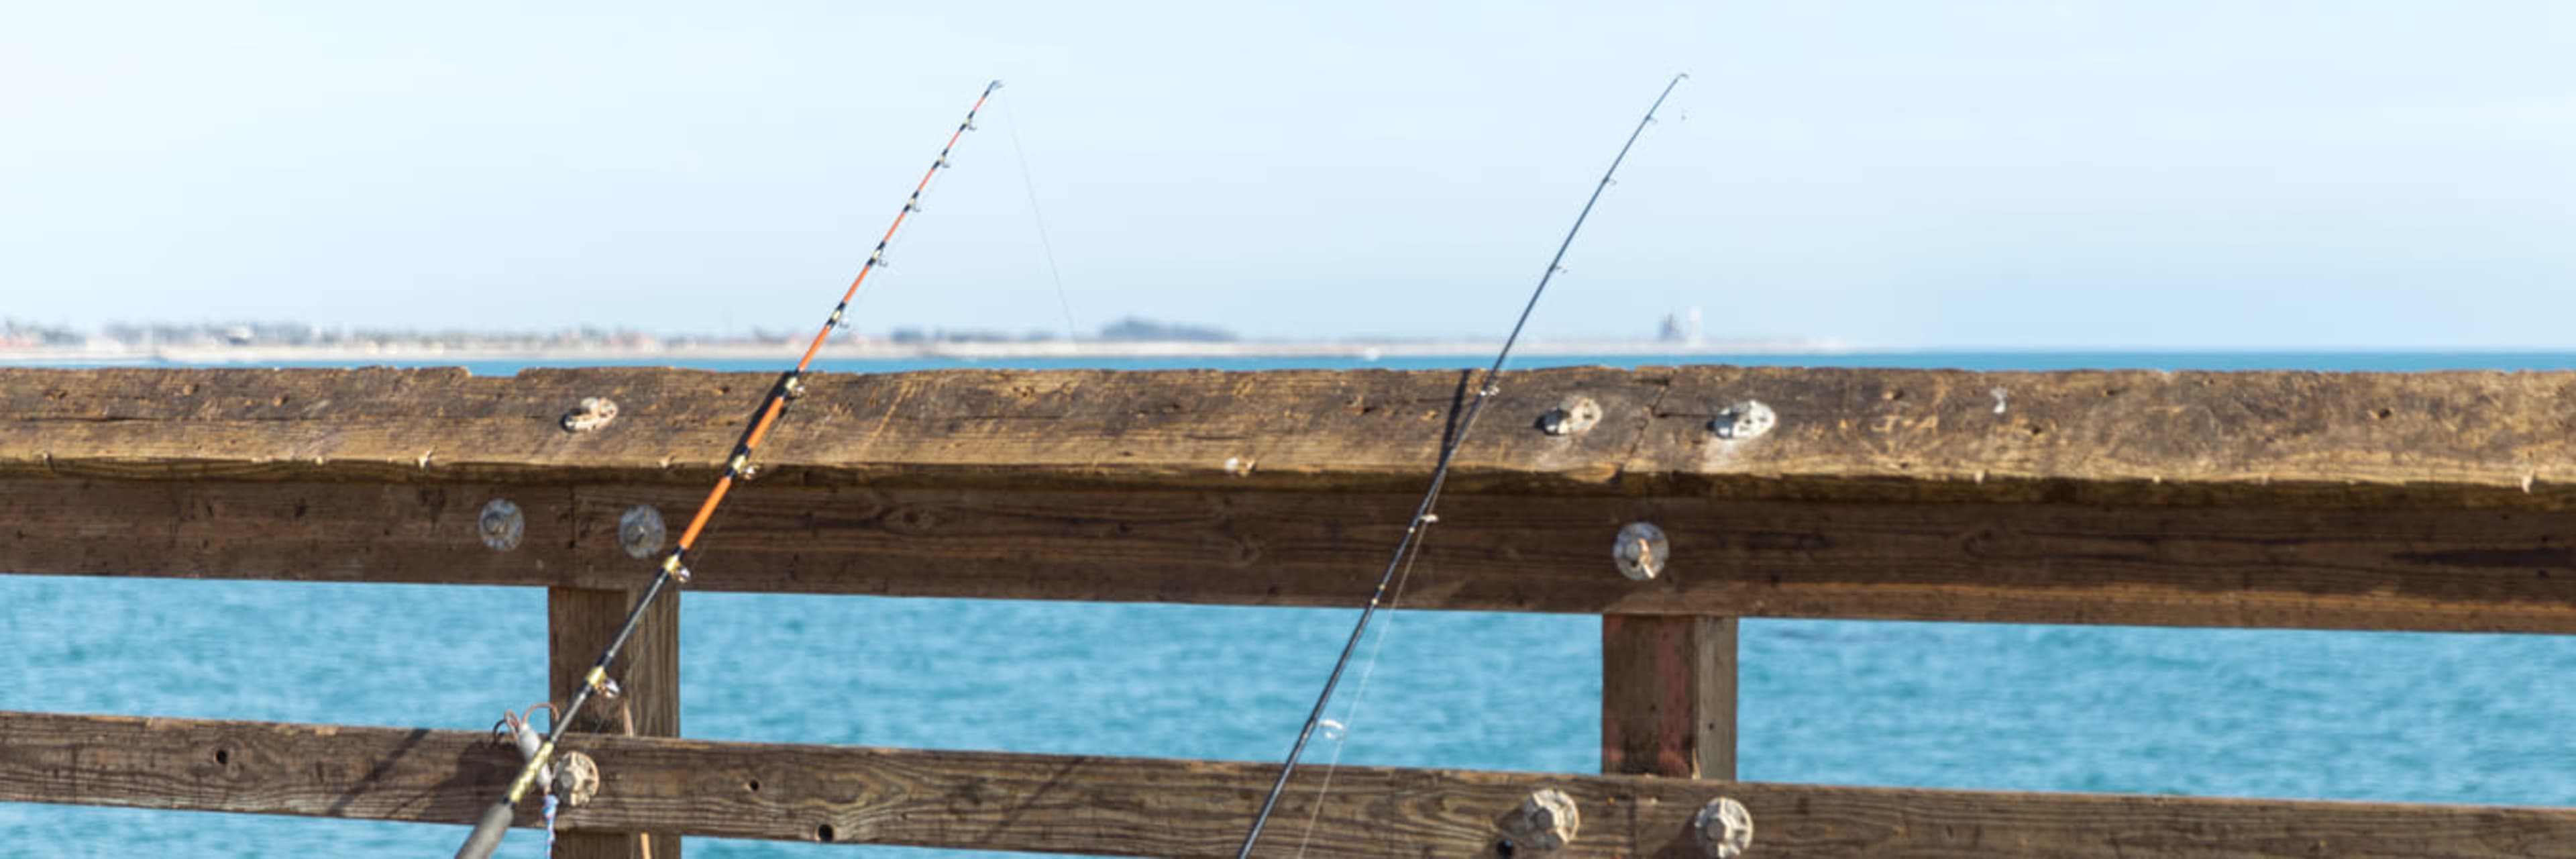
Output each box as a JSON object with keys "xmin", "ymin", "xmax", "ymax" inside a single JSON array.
[
  {"xmin": 5, "ymin": 710, "xmax": 2569, "ymax": 857},
  {"xmin": 7, "ymin": 366, "xmax": 2575, "ymax": 507},
  {"xmin": 9, "ymin": 366, "xmax": 2576, "ymax": 631},
  {"xmin": 8, "ymin": 475, "xmax": 2576, "ymax": 631}
]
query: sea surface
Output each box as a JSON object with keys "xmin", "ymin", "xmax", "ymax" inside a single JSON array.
[{"xmin": 9, "ymin": 350, "xmax": 2576, "ymax": 858}]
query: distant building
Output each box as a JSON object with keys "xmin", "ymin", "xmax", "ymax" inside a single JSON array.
[{"xmin": 1657, "ymin": 307, "xmax": 1705, "ymax": 344}]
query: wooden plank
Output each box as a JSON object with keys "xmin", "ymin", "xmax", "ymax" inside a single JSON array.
[
  {"xmin": 1602, "ymin": 615, "xmax": 1735, "ymax": 779},
  {"xmin": 577, "ymin": 485, "xmax": 2576, "ymax": 632},
  {"xmin": 0, "ymin": 366, "xmax": 1659, "ymax": 493},
  {"xmin": 13, "ymin": 477, "xmax": 2576, "ymax": 631},
  {"xmin": 0, "ymin": 478, "xmax": 577, "ymax": 586},
  {"xmin": 6, "ymin": 366, "xmax": 2576, "ymax": 511},
  {"xmin": 5, "ymin": 710, "xmax": 2574, "ymax": 858},
  {"xmin": 549, "ymin": 587, "xmax": 681, "ymax": 858}
]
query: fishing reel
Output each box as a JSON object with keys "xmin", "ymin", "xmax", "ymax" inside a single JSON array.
[{"xmin": 488, "ymin": 703, "xmax": 599, "ymax": 808}]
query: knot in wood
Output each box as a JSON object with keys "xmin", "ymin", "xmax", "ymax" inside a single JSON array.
[
  {"xmin": 553, "ymin": 750, "xmax": 602, "ymax": 808},
  {"xmin": 561, "ymin": 397, "xmax": 620, "ymax": 433},
  {"xmin": 1693, "ymin": 797, "xmax": 1753, "ymax": 858},
  {"xmin": 1710, "ymin": 400, "xmax": 1774, "ymax": 441},
  {"xmin": 1499, "ymin": 788, "xmax": 1580, "ymax": 854},
  {"xmin": 1537, "ymin": 396, "xmax": 1603, "ymax": 436}
]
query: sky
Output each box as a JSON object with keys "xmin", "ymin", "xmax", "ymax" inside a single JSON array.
[{"xmin": 1, "ymin": 1, "xmax": 2571, "ymax": 348}]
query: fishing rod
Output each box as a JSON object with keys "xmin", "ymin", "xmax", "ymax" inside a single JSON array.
[
  {"xmin": 452, "ymin": 79, "xmax": 1003, "ymax": 859},
  {"xmin": 1232, "ymin": 72, "xmax": 1686, "ymax": 858}
]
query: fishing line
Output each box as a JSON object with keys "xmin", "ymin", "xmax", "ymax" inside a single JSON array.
[
  {"xmin": 1234, "ymin": 72, "xmax": 1686, "ymax": 858},
  {"xmin": 451, "ymin": 79, "xmax": 1005, "ymax": 859},
  {"xmin": 997, "ymin": 90, "xmax": 1081, "ymax": 343},
  {"xmin": 1289, "ymin": 537, "xmax": 1430, "ymax": 858}
]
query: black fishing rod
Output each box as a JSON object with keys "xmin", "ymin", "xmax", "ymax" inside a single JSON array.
[
  {"xmin": 452, "ymin": 79, "xmax": 1003, "ymax": 859},
  {"xmin": 1232, "ymin": 72, "xmax": 1686, "ymax": 858}
]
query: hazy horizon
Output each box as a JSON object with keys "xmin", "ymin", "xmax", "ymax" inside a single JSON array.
[{"xmin": 34, "ymin": 315, "xmax": 2576, "ymax": 354}]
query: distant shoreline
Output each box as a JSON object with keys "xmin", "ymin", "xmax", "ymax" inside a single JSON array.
[{"xmin": 0, "ymin": 338, "xmax": 1846, "ymax": 365}]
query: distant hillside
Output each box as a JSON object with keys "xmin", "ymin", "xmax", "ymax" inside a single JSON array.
[{"xmin": 1095, "ymin": 317, "xmax": 1237, "ymax": 343}]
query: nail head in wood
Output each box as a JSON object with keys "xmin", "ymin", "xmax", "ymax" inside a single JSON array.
[
  {"xmin": 1694, "ymin": 797, "xmax": 1753, "ymax": 858},
  {"xmin": 1537, "ymin": 395, "xmax": 1603, "ymax": 436},
  {"xmin": 1498, "ymin": 787, "xmax": 1580, "ymax": 854},
  {"xmin": 1710, "ymin": 399, "xmax": 1774, "ymax": 440},
  {"xmin": 1614, "ymin": 521, "xmax": 1668, "ymax": 580},
  {"xmin": 478, "ymin": 498, "xmax": 523, "ymax": 552}
]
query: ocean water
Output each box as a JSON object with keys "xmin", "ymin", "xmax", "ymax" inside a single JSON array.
[{"xmin": 9, "ymin": 350, "xmax": 2576, "ymax": 858}]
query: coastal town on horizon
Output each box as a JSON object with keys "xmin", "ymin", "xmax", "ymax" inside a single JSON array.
[{"xmin": 0, "ymin": 312, "xmax": 1841, "ymax": 363}]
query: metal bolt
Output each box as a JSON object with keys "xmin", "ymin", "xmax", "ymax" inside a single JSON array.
[
  {"xmin": 618, "ymin": 505, "xmax": 666, "ymax": 560},
  {"xmin": 478, "ymin": 499, "xmax": 525, "ymax": 552},
  {"xmin": 1614, "ymin": 521, "xmax": 1668, "ymax": 581},
  {"xmin": 1537, "ymin": 396, "xmax": 1603, "ymax": 437},
  {"xmin": 561, "ymin": 397, "xmax": 620, "ymax": 433},
  {"xmin": 1710, "ymin": 400, "xmax": 1775, "ymax": 441},
  {"xmin": 1693, "ymin": 797, "xmax": 1754, "ymax": 858},
  {"xmin": 1499, "ymin": 788, "xmax": 1580, "ymax": 854}
]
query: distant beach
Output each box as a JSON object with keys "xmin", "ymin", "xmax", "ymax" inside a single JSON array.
[{"xmin": 0, "ymin": 337, "xmax": 1845, "ymax": 366}]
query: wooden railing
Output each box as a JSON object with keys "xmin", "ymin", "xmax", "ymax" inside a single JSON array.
[{"xmin": 5, "ymin": 365, "xmax": 2576, "ymax": 857}]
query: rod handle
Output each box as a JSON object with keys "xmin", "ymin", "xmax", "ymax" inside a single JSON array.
[{"xmin": 453, "ymin": 799, "xmax": 517, "ymax": 859}]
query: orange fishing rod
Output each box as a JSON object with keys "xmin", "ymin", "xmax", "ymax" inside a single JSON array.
[{"xmin": 453, "ymin": 79, "xmax": 1003, "ymax": 859}]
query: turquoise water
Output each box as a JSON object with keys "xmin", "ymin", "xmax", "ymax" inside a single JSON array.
[{"xmin": 9, "ymin": 351, "xmax": 2576, "ymax": 857}]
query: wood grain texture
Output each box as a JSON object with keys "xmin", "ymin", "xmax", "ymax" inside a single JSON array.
[
  {"xmin": 0, "ymin": 478, "xmax": 576, "ymax": 585},
  {"xmin": 578, "ymin": 485, "xmax": 2576, "ymax": 631},
  {"xmin": 11, "ymin": 478, "xmax": 2576, "ymax": 631},
  {"xmin": 7, "ymin": 366, "xmax": 2576, "ymax": 509},
  {"xmin": 5, "ymin": 710, "xmax": 2573, "ymax": 858},
  {"xmin": 1603, "ymin": 615, "xmax": 1735, "ymax": 779},
  {"xmin": 550, "ymin": 586, "xmax": 681, "ymax": 858}
]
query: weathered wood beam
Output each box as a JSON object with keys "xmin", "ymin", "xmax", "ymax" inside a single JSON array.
[
  {"xmin": 0, "ymin": 478, "xmax": 577, "ymax": 585},
  {"xmin": 6, "ymin": 366, "xmax": 2575, "ymax": 509},
  {"xmin": 3, "ymin": 710, "xmax": 2569, "ymax": 858},
  {"xmin": 1603, "ymin": 615, "xmax": 1735, "ymax": 779},
  {"xmin": 12, "ymin": 477, "xmax": 2576, "ymax": 632},
  {"xmin": 550, "ymin": 586, "xmax": 681, "ymax": 858}
]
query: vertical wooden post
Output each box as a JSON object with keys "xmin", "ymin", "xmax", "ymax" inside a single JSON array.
[
  {"xmin": 550, "ymin": 586, "xmax": 682, "ymax": 859},
  {"xmin": 1601, "ymin": 614, "xmax": 1735, "ymax": 779}
]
